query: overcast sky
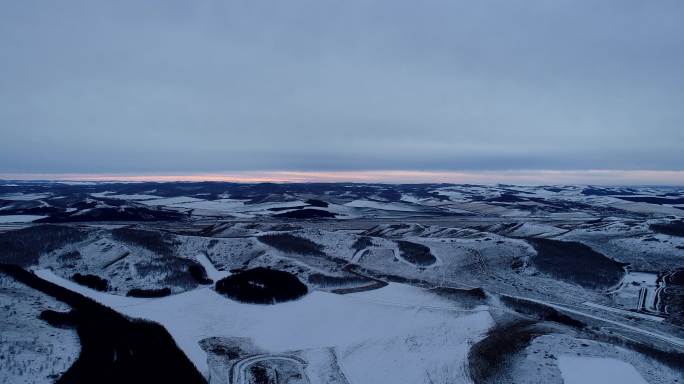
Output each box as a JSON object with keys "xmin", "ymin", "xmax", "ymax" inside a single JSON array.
[{"xmin": 1, "ymin": 1, "xmax": 683, "ymax": 178}]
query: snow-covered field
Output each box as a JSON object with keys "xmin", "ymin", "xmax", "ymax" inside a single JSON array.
[
  {"xmin": 557, "ymin": 356, "xmax": 647, "ymax": 384},
  {"xmin": 0, "ymin": 215, "xmax": 46, "ymax": 223},
  {"xmin": 89, "ymin": 192, "xmax": 162, "ymax": 200},
  {"xmin": 35, "ymin": 269, "xmax": 492, "ymax": 383},
  {"xmin": 0, "ymin": 193, "xmax": 51, "ymax": 201},
  {"xmin": 344, "ymin": 199, "xmax": 418, "ymax": 212}
]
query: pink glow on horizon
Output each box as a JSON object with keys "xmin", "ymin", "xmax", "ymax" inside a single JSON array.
[{"xmin": 1, "ymin": 170, "xmax": 683, "ymax": 185}]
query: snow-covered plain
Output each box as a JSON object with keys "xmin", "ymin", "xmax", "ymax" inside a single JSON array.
[
  {"xmin": 0, "ymin": 193, "xmax": 51, "ymax": 201},
  {"xmin": 35, "ymin": 269, "xmax": 492, "ymax": 383},
  {"xmin": 344, "ymin": 199, "xmax": 418, "ymax": 212},
  {"xmin": 89, "ymin": 192, "xmax": 162, "ymax": 200},
  {"xmin": 0, "ymin": 215, "xmax": 46, "ymax": 223},
  {"xmin": 557, "ymin": 355, "xmax": 648, "ymax": 384}
]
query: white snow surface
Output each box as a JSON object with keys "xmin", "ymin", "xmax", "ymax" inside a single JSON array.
[
  {"xmin": 195, "ymin": 253, "xmax": 230, "ymax": 281},
  {"xmin": 0, "ymin": 193, "xmax": 51, "ymax": 201},
  {"xmin": 557, "ymin": 355, "xmax": 648, "ymax": 384},
  {"xmin": 138, "ymin": 197, "xmax": 313, "ymax": 217},
  {"xmin": 90, "ymin": 192, "xmax": 161, "ymax": 200},
  {"xmin": 35, "ymin": 269, "xmax": 492, "ymax": 383},
  {"xmin": 344, "ymin": 199, "xmax": 418, "ymax": 212},
  {"xmin": 0, "ymin": 215, "xmax": 47, "ymax": 223},
  {"xmin": 165, "ymin": 199, "xmax": 245, "ymax": 213},
  {"xmin": 140, "ymin": 196, "xmax": 205, "ymax": 205}
]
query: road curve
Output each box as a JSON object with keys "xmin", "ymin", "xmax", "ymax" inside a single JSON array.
[{"xmin": 230, "ymin": 354, "xmax": 309, "ymax": 384}]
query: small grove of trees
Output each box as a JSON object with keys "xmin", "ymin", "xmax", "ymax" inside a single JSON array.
[
  {"xmin": 273, "ymin": 209, "xmax": 336, "ymax": 219},
  {"xmin": 650, "ymin": 221, "xmax": 684, "ymax": 237},
  {"xmin": 134, "ymin": 257, "xmax": 208, "ymax": 290},
  {"xmin": 396, "ymin": 240, "xmax": 436, "ymax": 266},
  {"xmin": 526, "ymin": 238, "xmax": 625, "ymax": 289},
  {"xmin": 307, "ymin": 273, "xmax": 371, "ymax": 288},
  {"xmin": 111, "ymin": 227, "xmax": 175, "ymax": 257},
  {"xmin": 467, "ymin": 321, "xmax": 547, "ymax": 384},
  {"xmin": 0, "ymin": 225, "xmax": 86, "ymax": 267},
  {"xmin": 215, "ymin": 267, "xmax": 308, "ymax": 304},
  {"xmin": 72, "ymin": 273, "xmax": 109, "ymax": 292},
  {"xmin": 351, "ymin": 236, "xmax": 375, "ymax": 252},
  {"xmin": 188, "ymin": 264, "xmax": 212, "ymax": 285},
  {"xmin": 257, "ymin": 233, "xmax": 325, "ymax": 256},
  {"xmin": 126, "ymin": 287, "xmax": 171, "ymax": 298}
]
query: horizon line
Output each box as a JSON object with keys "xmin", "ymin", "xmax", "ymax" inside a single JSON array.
[{"xmin": 1, "ymin": 170, "xmax": 684, "ymax": 186}]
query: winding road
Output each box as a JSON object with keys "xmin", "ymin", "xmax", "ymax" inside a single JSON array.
[{"xmin": 230, "ymin": 354, "xmax": 309, "ymax": 384}]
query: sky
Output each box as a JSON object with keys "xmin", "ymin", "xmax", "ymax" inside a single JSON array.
[{"xmin": 1, "ymin": 1, "xmax": 683, "ymax": 184}]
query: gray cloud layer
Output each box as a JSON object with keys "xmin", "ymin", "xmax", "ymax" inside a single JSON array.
[{"xmin": 1, "ymin": 1, "xmax": 683, "ymax": 173}]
